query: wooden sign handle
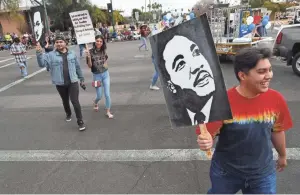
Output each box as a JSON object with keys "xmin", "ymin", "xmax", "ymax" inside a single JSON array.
[{"xmin": 199, "ymin": 123, "xmax": 213, "ymax": 159}]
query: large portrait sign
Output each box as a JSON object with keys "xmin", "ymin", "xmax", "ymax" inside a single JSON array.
[
  {"xmin": 30, "ymin": 6, "xmax": 46, "ymax": 44},
  {"xmin": 149, "ymin": 13, "xmax": 232, "ymax": 128}
]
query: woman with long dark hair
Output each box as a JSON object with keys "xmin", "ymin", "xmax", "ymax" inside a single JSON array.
[{"xmin": 86, "ymin": 35, "xmax": 113, "ymax": 119}]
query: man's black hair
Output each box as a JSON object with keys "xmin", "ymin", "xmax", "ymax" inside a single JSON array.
[
  {"xmin": 14, "ymin": 37, "xmax": 20, "ymax": 43},
  {"xmin": 234, "ymin": 47, "xmax": 272, "ymax": 81}
]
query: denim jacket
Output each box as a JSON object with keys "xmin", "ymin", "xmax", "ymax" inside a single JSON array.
[{"xmin": 36, "ymin": 49, "xmax": 84, "ymax": 85}]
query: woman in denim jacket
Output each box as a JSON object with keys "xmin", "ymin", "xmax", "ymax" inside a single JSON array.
[{"xmin": 86, "ymin": 35, "xmax": 113, "ymax": 119}]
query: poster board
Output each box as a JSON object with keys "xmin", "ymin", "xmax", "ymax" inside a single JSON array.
[
  {"xmin": 30, "ymin": 6, "xmax": 46, "ymax": 44},
  {"xmin": 149, "ymin": 14, "xmax": 232, "ymax": 128},
  {"xmin": 69, "ymin": 10, "xmax": 95, "ymax": 44}
]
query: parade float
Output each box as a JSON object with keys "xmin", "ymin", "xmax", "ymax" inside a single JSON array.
[
  {"xmin": 208, "ymin": 4, "xmax": 274, "ymax": 59},
  {"xmin": 154, "ymin": 5, "xmax": 274, "ymax": 60}
]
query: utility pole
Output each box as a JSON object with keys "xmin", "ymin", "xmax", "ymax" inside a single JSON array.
[
  {"xmin": 110, "ymin": 0, "xmax": 115, "ymax": 31},
  {"xmin": 107, "ymin": 0, "xmax": 115, "ymax": 31},
  {"xmin": 42, "ymin": 0, "xmax": 50, "ymax": 35}
]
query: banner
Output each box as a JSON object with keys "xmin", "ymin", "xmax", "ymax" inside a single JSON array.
[
  {"xmin": 69, "ymin": 10, "xmax": 95, "ymax": 44},
  {"xmin": 149, "ymin": 14, "xmax": 232, "ymax": 128}
]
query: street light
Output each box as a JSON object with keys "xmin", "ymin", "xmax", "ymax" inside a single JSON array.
[{"xmin": 107, "ymin": 0, "xmax": 115, "ymax": 31}]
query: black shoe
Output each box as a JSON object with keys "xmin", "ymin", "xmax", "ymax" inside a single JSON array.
[
  {"xmin": 78, "ymin": 120, "xmax": 86, "ymax": 131},
  {"xmin": 66, "ymin": 115, "xmax": 72, "ymax": 122}
]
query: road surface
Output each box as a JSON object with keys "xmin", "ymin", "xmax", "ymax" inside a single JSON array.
[{"xmin": 0, "ymin": 40, "xmax": 299, "ymax": 193}]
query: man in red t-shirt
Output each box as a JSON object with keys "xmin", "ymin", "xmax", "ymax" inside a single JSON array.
[{"xmin": 196, "ymin": 47, "xmax": 293, "ymax": 194}]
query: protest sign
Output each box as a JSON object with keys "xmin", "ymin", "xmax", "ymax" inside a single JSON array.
[
  {"xmin": 69, "ymin": 10, "xmax": 95, "ymax": 44},
  {"xmin": 30, "ymin": 6, "xmax": 46, "ymax": 44},
  {"xmin": 149, "ymin": 13, "xmax": 233, "ymax": 129}
]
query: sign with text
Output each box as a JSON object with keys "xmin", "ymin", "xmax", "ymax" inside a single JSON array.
[{"xmin": 69, "ymin": 10, "xmax": 94, "ymax": 44}]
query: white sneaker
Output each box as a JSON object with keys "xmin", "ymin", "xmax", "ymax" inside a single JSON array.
[{"xmin": 150, "ymin": 85, "xmax": 160, "ymax": 90}]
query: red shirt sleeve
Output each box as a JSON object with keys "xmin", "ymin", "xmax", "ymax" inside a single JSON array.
[
  {"xmin": 195, "ymin": 120, "xmax": 223, "ymax": 138},
  {"xmin": 273, "ymin": 93, "xmax": 293, "ymax": 132}
]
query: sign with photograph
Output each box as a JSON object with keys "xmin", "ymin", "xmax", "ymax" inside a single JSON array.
[
  {"xmin": 30, "ymin": 6, "xmax": 46, "ymax": 43},
  {"xmin": 149, "ymin": 14, "xmax": 232, "ymax": 128}
]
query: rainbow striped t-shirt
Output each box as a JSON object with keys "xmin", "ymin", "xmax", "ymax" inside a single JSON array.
[{"xmin": 196, "ymin": 87, "xmax": 293, "ymax": 178}]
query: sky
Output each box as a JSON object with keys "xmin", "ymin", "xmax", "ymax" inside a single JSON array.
[{"xmin": 90, "ymin": 0, "xmax": 199, "ymax": 16}]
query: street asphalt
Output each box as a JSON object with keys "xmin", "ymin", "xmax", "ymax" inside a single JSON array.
[{"xmin": 0, "ymin": 36, "xmax": 299, "ymax": 193}]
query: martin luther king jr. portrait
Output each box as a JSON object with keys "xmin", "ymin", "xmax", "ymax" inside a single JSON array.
[{"xmin": 149, "ymin": 14, "xmax": 232, "ymax": 128}]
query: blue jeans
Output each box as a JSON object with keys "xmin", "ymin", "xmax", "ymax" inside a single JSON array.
[
  {"xmin": 151, "ymin": 56, "xmax": 159, "ymax": 86},
  {"xmin": 79, "ymin": 44, "xmax": 85, "ymax": 57},
  {"xmin": 139, "ymin": 37, "xmax": 148, "ymax": 50},
  {"xmin": 93, "ymin": 71, "xmax": 111, "ymax": 109},
  {"xmin": 18, "ymin": 61, "xmax": 27, "ymax": 77},
  {"xmin": 208, "ymin": 160, "xmax": 276, "ymax": 194}
]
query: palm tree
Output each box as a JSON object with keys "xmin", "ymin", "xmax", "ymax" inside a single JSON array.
[
  {"xmin": 147, "ymin": 3, "xmax": 151, "ymax": 12},
  {"xmin": 0, "ymin": 0, "xmax": 20, "ymax": 11},
  {"xmin": 151, "ymin": 2, "xmax": 159, "ymax": 10}
]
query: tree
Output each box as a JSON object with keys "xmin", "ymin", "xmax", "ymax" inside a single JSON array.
[
  {"xmin": 131, "ymin": 8, "xmax": 142, "ymax": 20},
  {"xmin": 0, "ymin": 0, "xmax": 20, "ymax": 11},
  {"xmin": 192, "ymin": 0, "xmax": 214, "ymax": 17},
  {"xmin": 249, "ymin": 0, "xmax": 264, "ymax": 8},
  {"xmin": 89, "ymin": 5, "xmax": 107, "ymax": 26},
  {"xmin": 113, "ymin": 11, "xmax": 125, "ymax": 24},
  {"xmin": 151, "ymin": 2, "xmax": 160, "ymax": 10},
  {"xmin": 0, "ymin": 0, "xmax": 26, "ymax": 32},
  {"xmin": 141, "ymin": 6, "xmax": 144, "ymax": 12}
]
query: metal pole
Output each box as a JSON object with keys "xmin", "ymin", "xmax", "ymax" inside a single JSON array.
[
  {"xmin": 42, "ymin": 0, "xmax": 50, "ymax": 34},
  {"xmin": 111, "ymin": 0, "xmax": 115, "ymax": 31}
]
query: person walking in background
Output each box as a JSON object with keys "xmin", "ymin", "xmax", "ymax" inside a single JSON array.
[
  {"xmin": 149, "ymin": 54, "xmax": 159, "ymax": 90},
  {"xmin": 139, "ymin": 25, "xmax": 149, "ymax": 51},
  {"xmin": 149, "ymin": 27, "xmax": 161, "ymax": 90},
  {"xmin": 43, "ymin": 36, "xmax": 54, "ymax": 53},
  {"xmin": 86, "ymin": 35, "xmax": 114, "ymax": 119},
  {"xmin": 79, "ymin": 43, "xmax": 86, "ymax": 58},
  {"xmin": 10, "ymin": 37, "xmax": 28, "ymax": 77},
  {"xmin": 36, "ymin": 36, "xmax": 86, "ymax": 131}
]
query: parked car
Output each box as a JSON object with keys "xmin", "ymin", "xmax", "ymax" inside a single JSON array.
[
  {"xmin": 132, "ymin": 31, "xmax": 141, "ymax": 40},
  {"xmin": 273, "ymin": 24, "xmax": 300, "ymax": 76}
]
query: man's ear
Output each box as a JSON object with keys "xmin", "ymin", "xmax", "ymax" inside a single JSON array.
[{"xmin": 238, "ymin": 71, "xmax": 247, "ymax": 81}]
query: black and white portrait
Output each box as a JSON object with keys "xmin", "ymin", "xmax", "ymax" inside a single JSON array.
[
  {"xmin": 30, "ymin": 6, "xmax": 46, "ymax": 43},
  {"xmin": 149, "ymin": 14, "xmax": 232, "ymax": 128},
  {"xmin": 34, "ymin": 11, "xmax": 44, "ymax": 41}
]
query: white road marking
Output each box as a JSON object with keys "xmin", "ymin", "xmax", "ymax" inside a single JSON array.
[
  {"xmin": 0, "ymin": 57, "xmax": 14, "ymax": 63},
  {"xmin": 0, "ymin": 57, "xmax": 32, "ymax": 69},
  {"xmin": 0, "ymin": 67, "xmax": 46, "ymax": 93},
  {"xmin": 0, "ymin": 148, "xmax": 299, "ymax": 161}
]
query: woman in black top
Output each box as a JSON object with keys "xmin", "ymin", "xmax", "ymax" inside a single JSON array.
[{"xmin": 86, "ymin": 35, "xmax": 113, "ymax": 118}]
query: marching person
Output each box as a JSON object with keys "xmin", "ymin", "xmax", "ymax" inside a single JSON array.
[
  {"xmin": 10, "ymin": 37, "xmax": 28, "ymax": 77},
  {"xmin": 43, "ymin": 36, "xmax": 54, "ymax": 53},
  {"xmin": 86, "ymin": 35, "xmax": 114, "ymax": 119},
  {"xmin": 149, "ymin": 27, "xmax": 161, "ymax": 90},
  {"xmin": 149, "ymin": 54, "xmax": 159, "ymax": 90},
  {"xmin": 196, "ymin": 47, "xmax": 293, "ymax": 194},
  {"xmin": 138, "ymin": 25, "xmax": 149, "ymax": 51},
  {"xmin": 36, "ymin": 36, "xmax": 86, "ymax": 131}
]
